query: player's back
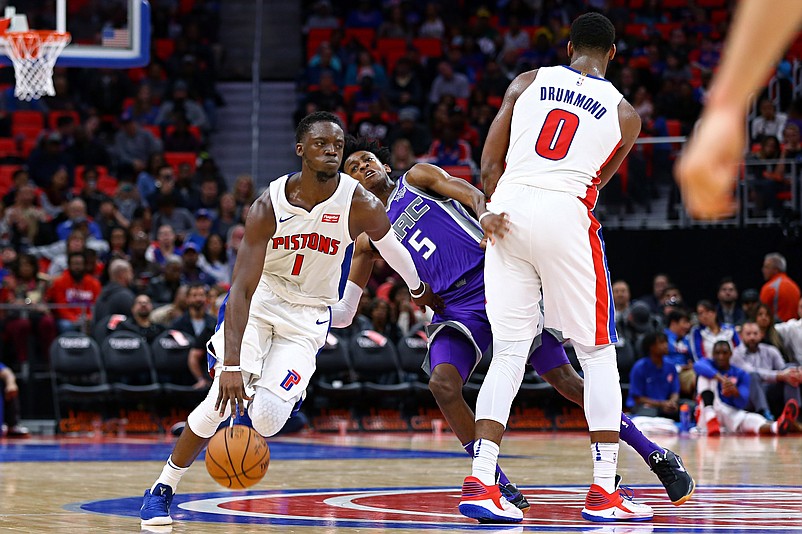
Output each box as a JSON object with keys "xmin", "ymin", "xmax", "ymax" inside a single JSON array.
[
  {"xmin": 264, "ymin": 173, "xmax": 359, "ymax": 307},
  {"xmin": 386, "ymin": 173, "xmax": 484, "ymax": 297},
  {"xmin": 499, "ymin": 65, "xmax": 624, "ymax": 199}
]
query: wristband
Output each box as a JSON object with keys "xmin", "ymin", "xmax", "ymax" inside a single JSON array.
[
  {"xmin": 409, "ymin": 283, "xmax": 426, "ymax": 298},
  {"xmin": 478, "ymin": 211, "xmax": 494, "ymax": 223},
  {"xmin": 221, "ymin": 365, "xmax": 241, "ymax": 372}
]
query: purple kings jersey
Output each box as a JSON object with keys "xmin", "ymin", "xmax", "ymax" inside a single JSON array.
[{"xmin": 386, "ymin": 173, "xmax": 484, "ymax": 297}]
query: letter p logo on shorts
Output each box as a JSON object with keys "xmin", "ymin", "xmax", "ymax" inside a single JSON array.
[{"xmin": 280, "ymin": 369, "xmax": 301, "ymax": 391}]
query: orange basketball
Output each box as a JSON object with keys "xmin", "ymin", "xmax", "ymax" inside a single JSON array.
[{"xmin": 205, "ymin": 425, "xmax": 270, "ymax": 489}]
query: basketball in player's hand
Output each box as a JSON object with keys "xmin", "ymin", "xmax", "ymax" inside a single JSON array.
[{"xmin": 205, "ymin": 424, "xmax": 269, "ymax": 489}]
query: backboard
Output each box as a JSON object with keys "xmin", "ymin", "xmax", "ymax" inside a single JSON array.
[{"xmin": 0, "ymin": 0, "xmax": 150, "ymax": 68}]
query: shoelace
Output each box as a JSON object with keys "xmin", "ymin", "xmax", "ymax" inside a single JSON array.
[{"xmin": 618, "ymin": 484, "xmax": 636, "ymax": 502}]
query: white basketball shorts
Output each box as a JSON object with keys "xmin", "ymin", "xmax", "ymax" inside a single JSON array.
[
  {"xmin": 207, "ymin": 279, "xmax": 331, "ymax": 402},
  {"xmin": 484, "ymin": 183, "xmax": 616, "ymax": 347}
]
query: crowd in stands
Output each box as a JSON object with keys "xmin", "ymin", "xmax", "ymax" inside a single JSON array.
[
  {"xmin": 0, "ymin": 1, "xmax": 241, "ymax": 397},
  {"xmin": 297, "ymin": 0, "xmax": 802, "ymax": 216}
]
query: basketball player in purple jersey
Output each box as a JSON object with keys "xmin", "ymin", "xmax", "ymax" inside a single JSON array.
[{"xmin": 334, "ymin": 137, "xmax": 694, "ymax": 514}]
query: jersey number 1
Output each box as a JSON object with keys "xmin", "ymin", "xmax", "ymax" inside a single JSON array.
[
  {"xmin": 535, "ymin": 109, "xmax": 580, "ymax": 161},
  {"xmin": 291, "ymin": 254, "xmax": 304, "ymax": 276}
]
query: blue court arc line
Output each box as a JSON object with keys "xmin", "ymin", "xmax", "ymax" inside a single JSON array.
[
  {"xmin": 71, "ymin": 484, "xmax": 802, "ymax": 533},
  {"xmin": 0, "ymin": 439, "xmax": 469, "ymax": 462}
]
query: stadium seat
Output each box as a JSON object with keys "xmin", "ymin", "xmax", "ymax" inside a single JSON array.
[
  {"xmin": 0, "ymin": 139, "xmax": 19, "ymax": 160},
  {"xmin": 165, "ymin": 151, "xmax": 198, "ymax": 174},
  {"xmin": 314, "ymin": 332, "xmax": 361, "ymax": 404},
  {"xmin": 165, "ymin": 124, "xmax": 202, "ymax": 141},
  {"xmin": 143, "ymin": 124, "xmax": 162, "ymax": 139},
  {"xmin": 412, "ymin": 37, "xmax": 442, "ymax": 58},
  {"xmin": 11, "ymin": 110, "xmax": 44, "ymax": 130},
  {"xmin": 49, "ymin": 332, "xmax": 111, "ymax": 423},
  {"xmin": 348, "ymin": 330, "xmax": 410, "ymax": 399},
  {"xmin": 395, "ymin": 326, "xmax": 431, "ymax": 401},
  {"xmin": 343, "ymin": 28, "xmax": 375, "ymax": 49},
  {"xmin": 0, "ymin": 164, "xmax": 21, "ymax": 196},
  {"xmin": 153, "ymin": 38, "xmax": 175, "ymax": 62},
  {"xmin": 91, "ymin": 314, "xmax": 127, "ymax": 345},
  {"xmin": 100, "ymin": 331, "xmax": 161, "ymax": 401},
  {"xmin": 342, "ymin": 85, "xmax": 360, "ymax": 105},
  {"xmin": 73, "ymin": 165, "xmax": 117, "ymax": 196},
  {"xmin": 307, "ymin": 28, "xmax": 335, "ymax": 60},
  {"xmin": 150, "ymin": 330, "xmax": 208, "ymax": 405}
]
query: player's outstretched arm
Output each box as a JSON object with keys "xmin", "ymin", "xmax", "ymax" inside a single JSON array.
[
  {"xmin": 348, "ymin": 185, "xmax": 443, "ymax": 313},
  {"xmin": 331, "ymin": 234, "xmax": 376, "ymax": 328},
  {"xmin": 480, "ymin": 70, "xmax": 538, "ymax": 198},
  {"xmin": 676, "ymin": 0, "xmax": 802, "ymax": 219},
  {"xmin": 217, "ymin": 194, "xmax": 276, "ymax": 417},
  {"xmin": 598, "ymin": 99, "xmax": 641, "ymax": 190}
]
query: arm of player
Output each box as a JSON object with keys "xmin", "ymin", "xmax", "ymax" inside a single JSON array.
[
  {"xmin": 597, "ymin": 99, "xmax": 641, "ymax": 191},
  {"xmin": 348, "ymin": 185, "xmax": 443, "ymax": 313},
  {"xmin": 330, "ymin": 234, "xmax": 376, "ymax": 328},
  {"xmin": 480, "ymin": 70, "xmax": 538, "ymax": 199},
  {"xmin": 217, "ymin": 194, "xmax": 276, "ymax": 416},
  {"xmin": 405, "ymin": 162, "xmax": 510, "ymax": 243}
]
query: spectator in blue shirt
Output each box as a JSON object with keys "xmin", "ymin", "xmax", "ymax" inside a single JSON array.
[
  {"xmin": 627, "ymin": 332, "xmax": 681, "ymax": 419},
  {"xmin": 664, "ymin": 309, "xmax": 695, "ymax": 397}
]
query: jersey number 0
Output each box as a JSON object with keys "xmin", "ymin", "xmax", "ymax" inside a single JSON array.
[{"xmin": 535, "ymin": 109, "xmax": 580, "ymax": 161}]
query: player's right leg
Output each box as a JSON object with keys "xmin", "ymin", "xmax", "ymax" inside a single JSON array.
[
  {"xmin": 531, "ymin": 332, "xmax": 694, "ymax": 506},
  {"xmin": 140, "ymin": 374, "xmax": 231, "ymax": 526}
]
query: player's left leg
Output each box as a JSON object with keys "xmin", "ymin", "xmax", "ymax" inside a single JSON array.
[
  {"xmin": 427, "ymin": 327, "xmax": 529, "ymax": 511},
  {"xmin": 532, "ymin": 331, "xmax": 695, "ymax": 506}
]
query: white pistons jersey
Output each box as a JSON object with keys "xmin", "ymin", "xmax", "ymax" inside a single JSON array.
[
  {"xmin": 498, "ymin": 65, "xmax": 624, "ymax": 201},
  {"xmin": 264, "ymin": 172, "xmax": 358, "ymax": 307}
]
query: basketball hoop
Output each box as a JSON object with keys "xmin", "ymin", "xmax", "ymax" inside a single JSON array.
[{"xmin": 0, "ymin": 24, "xmax": 71, "ymax": 101}]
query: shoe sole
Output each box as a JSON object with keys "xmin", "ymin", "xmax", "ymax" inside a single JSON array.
[
  {"xmin": 581, "ymin": 509, "xmax": 654, "ymax": 522},
  {"xmin": 140, "ymin": 517, "xmax": 172, "ymax": 526},
  {"xmin": 459, "ymin": 503, "xmax": 523, "ymax": 523},
  {"xmin": 672, "ymin": 477, "xmax": 696, "ymax": 506}
]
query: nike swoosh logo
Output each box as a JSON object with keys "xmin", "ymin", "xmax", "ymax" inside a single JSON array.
[
  {"xmin": 279, "ymin": 215, "xmax": 296, "ymax": 223},
  {"xmin": 316, "ymin": 319, "xmax": 329, "ymax": 325}
]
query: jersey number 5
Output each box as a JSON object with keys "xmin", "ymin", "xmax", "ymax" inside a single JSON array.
[
  {"xmin": 535, "ymin": 109, "xmax": 580, "ymax": 161},
  {"xmin": 408, "ymin": 230, "xmax": 436, "ymax": 260}
]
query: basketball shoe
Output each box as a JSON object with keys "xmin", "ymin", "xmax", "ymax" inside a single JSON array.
[
  {"xmin": 648, "ymin": 449, "xmax": 695, "ymax": 505},
  {"xmin": 499, "ymin": 482, "xmax": 530, "ymax": 512},
  {"xmin": 140, "ymin": 483, "xmax": 174, "ymax": 526},
  {"xmin": 459, "ymin": 476, "xmax": 524, "ymax": 523},
  {"xmin": 777, "ymin": 399, "xmax": 799, "ymax": 435},
  {"xmin": 706, "ymin": 415, "xmax": 721, "ymax": 436},
  {"xmin": 581, "ymin": 476, "xmax": 653, "ymax": 522}
]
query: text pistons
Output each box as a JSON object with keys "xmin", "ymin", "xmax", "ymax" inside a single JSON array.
[{"xmin": 272, "ymin": 233, "xmax": 340, "ymax": 255}]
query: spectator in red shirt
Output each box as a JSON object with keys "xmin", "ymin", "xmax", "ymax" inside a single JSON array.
[
  {"xmin": 761, "ymin": 253, "xmax": 801, "ymax": 321},
  {"xmin": 46, "ymin": 251, "xmax": 102, "ymax": 333}
]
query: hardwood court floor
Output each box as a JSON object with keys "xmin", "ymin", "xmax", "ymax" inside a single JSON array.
[{"xmin": 1, "ymin": 430, "xmax": 801, "ymax": 533}]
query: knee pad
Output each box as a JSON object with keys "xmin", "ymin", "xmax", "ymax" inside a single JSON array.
[
  {"xmin": 186, "ymin": 379, "xmax": 229, "ymax": 439},
  {"xmin": 248, "ymin": 387, "xmax": 297, "ymax": 438},
  {"xmin": 475, "ymin": 339, "xmax": 530, "ymax": 426},
  {"xmin": 701, "ymin": 390, "xmax": 715, "ymax": 406},
  {"xmin": 573, "ymin": 343, "xmax": 620, "ymax": 432}
]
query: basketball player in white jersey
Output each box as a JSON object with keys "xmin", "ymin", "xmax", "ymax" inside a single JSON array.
[
  {"xmin": 141, "ymin": 111, "xmax": 439, "ymax": 526},
  {"xmin": 458, "ymin": 13, "xmax": 653, "ymax": 523}
]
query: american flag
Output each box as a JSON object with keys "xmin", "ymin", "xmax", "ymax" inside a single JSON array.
[{"xmin": 101, "ymin": 28, "xmax": 130, "ymax": 48}]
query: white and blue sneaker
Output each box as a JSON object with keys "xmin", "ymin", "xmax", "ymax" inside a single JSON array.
[
  {"xmin": 459, "ymin": 476, "xmax": 524, "ymax": 523},
  {"xmin": 140, "ymin": 483, "xmax": 174, "ymax": 526}
]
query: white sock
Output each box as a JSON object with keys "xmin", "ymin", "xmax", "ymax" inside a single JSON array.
[
  {"xmin": 771, "ymin": 421, "xmax": 779, "ymax": 434},
  {"xmin": 592, "ymin": 442, "xmax": 619, "ymax": 493},
  {"xmin": 152, "ymin": 455, "xmax": 189, "ymax": 493},
  {"xmin": 471, "ymin": 438, "xmax": 500, "ymax": 485}
]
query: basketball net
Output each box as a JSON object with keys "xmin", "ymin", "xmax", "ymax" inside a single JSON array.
[{"xmin": 0, "ymin": 20, "xmax": 71, "ymax": 101}]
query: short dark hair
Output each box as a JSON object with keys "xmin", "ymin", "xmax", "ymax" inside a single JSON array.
[
  {"xmin": 697, "ymin": 299, "xmax": 715, "ymax": 312},
  {"xmin": 666, "ymin": 310, "xmax": 689, "ymax": 325},
  {"xmin": 67, "ymin": 251, "xmax": 85, "ymax": 263},
  {"xmin": 341, "ymin": 135, "xmax": 391, "ymax": 171},
  {"xmin": 295, "ymin": 111, "xmax": 343, "ymax": 143},
  {"xmin": 712, "ymin": 340, "xmax": 732, "ymax": 353},
  {"xmin": 718, "ymin": 276, "xmax": 736, "ymax": 290},
  {"xmin": 641, "ymin": 331, "xmax": 667, "ymax": 355},
  {"xmin": 570, "ymin": 12, "xmax": 615, "ymax": 53}
]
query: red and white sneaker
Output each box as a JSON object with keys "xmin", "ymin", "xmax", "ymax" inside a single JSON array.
[
  {"xmin": 458, "ymin": 476, "xmax": 523, "ymax": 523},
  {"xmin": 777, "ymin": 399, "xmax": 799, "ymax": 435},
  {"xmin": 581, "ymin": 480, "xmax": 654, "ymax": 522},
  {"xmin": 706, "ymin": 415, "xmax": 721, "ymax": 436}
]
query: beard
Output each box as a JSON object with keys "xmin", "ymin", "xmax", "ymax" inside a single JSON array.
[{"xmin": 315, "ymin": 169, "xmax": 338, "ymax": 182}]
